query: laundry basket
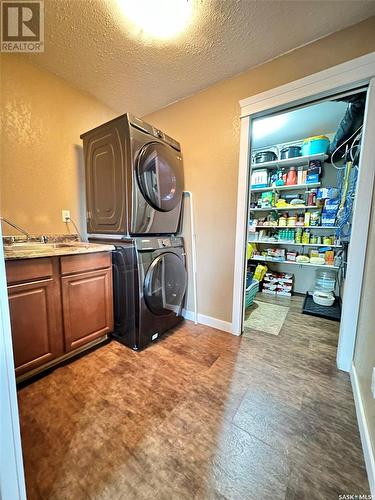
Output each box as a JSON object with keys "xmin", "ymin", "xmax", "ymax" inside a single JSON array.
[{"xmin": 245, "ymin": 279, "xmax": 259, "ymax": 308}]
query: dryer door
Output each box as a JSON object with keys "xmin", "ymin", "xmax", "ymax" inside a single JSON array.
[
  {"xmin": 136, "ymin": 142, "xmax": 183, "ymax": 212},
  {"xmin": 144, "ymin": 252, "xmax": 187, "ymax": 316}
]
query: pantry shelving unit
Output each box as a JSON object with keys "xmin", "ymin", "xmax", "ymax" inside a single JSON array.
[
  {"xmin": 250, "ymin": 205, "xmax": 318, "ymax": 212},
  {"xmin": 252, "ymin": 225, "xmax": 337, "ymax": 229},
  {"xmin": 248, "ymin": 141, "xmax": 340, "ymax": 296},
  {"xmin": 249, "ymin": 256, "xmax": 339, "ymax": 270},
  {"xmin": 250, "ymin": 182, "xmax": 320, "ymax": 193},
  {"xmin": 251, "ymin": 152, "xmax": 328, "ymax": 170},
  {"xmin": 250, "ymin": 241, "xmax": 342, "ymax": 248}
]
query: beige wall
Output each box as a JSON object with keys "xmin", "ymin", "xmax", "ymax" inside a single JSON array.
[
  {"xmin": 1, "ymin": 18, "xmax": 375, "ymax": 322},
  {"xmin": 144, "ymin": 16, "xmax": 375, "ymax": 322},
  {"xmin": 0, "ymin": 55, "xmax": 115, "ymax": 236}
]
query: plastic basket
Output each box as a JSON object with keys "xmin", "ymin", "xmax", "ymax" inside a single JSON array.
[{"xmin": 245, "ymin": 279, "xmax": 259, "ymax": 308}]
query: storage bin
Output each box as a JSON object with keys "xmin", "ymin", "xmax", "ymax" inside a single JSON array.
[
  {"xmin": 246, "ymin": 271, "xmax": 253, "ymax": 288},
  {"xmin": 313, "ymin": 290, "xmax": 335, "ymax": 307},
  {"xmin": 315, "ymin": 270, "xmax": 336, "ymax": 292},
  {"xmin": 245, "ymin": 279, "xmax": 259, "ymax": 308},
  {"xmin": 301, "ymin": 136, "xmax": 330, "ymax": 156}
]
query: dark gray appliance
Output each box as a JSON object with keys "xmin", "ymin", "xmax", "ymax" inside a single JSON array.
[
  {"xmin": 91, "ymin": 236, "xmax": 187, "ymax": 350},
  {"xmin": 81, "ymin": 113, "xmax": 184, "ymax": 237}
]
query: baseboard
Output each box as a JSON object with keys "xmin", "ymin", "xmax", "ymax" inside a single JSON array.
[
  {"xmin": 351, "ymin": 364, "xmax": 375, "ymax": 496},
  {"xmin": 182, "ymin": 309, "xmax": 233, "ymax": 334}
]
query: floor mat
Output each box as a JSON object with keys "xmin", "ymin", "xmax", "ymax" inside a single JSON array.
[
  {"xmin": 302, "ymin": 292, "xmax": 341, "ymax": 322},
  {"xmin": 244, "ymin": 300, "xmax": 289, "ymax": 336}
]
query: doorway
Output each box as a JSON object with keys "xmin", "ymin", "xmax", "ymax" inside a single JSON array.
[
  {"xmin": 243, "ymin": 92, "xmax": 365, "ymax": 345},
  {"xmin": 232, "ymin": 53, "xmax": 375, "ymax": 372}
]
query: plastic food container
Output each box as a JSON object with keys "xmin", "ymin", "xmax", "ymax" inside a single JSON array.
[
  {"xmin": 315, "ymin": 270, "xmax": 336, "ymax": 292},
  {"xmin": 301, "ymin": 136, "xmax": 330, "ymax": 156}
]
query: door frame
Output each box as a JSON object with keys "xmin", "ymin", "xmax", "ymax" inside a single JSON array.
[
  {"xmin": 232, "ymin": 52, "xmax": 375, "ymax": 372},
  {"xmin": 0, "ymin": 224, "xmax": 26, "ymax": 499}
]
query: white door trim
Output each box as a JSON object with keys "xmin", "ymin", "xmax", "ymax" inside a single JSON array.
[
  {"xmin": 240, "ymin": 52, "xmax": 375, "ymax": 118},
  {"xmin": 351, "ymin": 363, "xmax": 375, "ymax": 496},
  {"xmin": 232, "ymin": 52, "xmax": 375, "ymax": 373},
  {"xmin": 0, "ymin": 226, "xmax": 26, "ymax": 499},
  {"xmin": 337, "ymin": 78, "xmax": 375, "ymax": 371}
]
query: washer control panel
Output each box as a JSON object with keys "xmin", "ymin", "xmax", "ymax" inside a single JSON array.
[{"xmin": 136, "ymin": 236, "xmax": 183, "ymax": 251}]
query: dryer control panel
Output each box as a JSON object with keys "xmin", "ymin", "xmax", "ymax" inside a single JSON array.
[{"xmin": 136, "ymin": 236, "xmax": 184, "ymax": 251}]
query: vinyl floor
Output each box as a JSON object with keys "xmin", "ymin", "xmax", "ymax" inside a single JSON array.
[{"xmin": 17, "ymin": 293, "xmax": 369, "ymax": 499}]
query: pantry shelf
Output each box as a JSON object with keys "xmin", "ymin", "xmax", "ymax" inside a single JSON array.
[
  {"xmin": 250, "ymin": 205, "xmax": 318, "ymax": 212},
  {"xmin": 252, "ymin": 225, "xmax": 338, "ymax": 229},
  {"xmin": 252, "ymin": 241, "xmax": 342, "ymax": 248},
  {"xmin": 251, "ymin": 153, "xmax": 328, "ymax": 170},
  {"xmin": 249, "ymin": 256, "xmax": 339, "ymax": 270},
  {"xmin": 250, "ymin": 182, "xmax": 321, "ymax": 193}
]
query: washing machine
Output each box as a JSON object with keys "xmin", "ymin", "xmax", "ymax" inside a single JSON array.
[
  {"xmin": 91, "ymin": 236, "xmax": 187, "ymax": 350},
  {"xmin": 81, "ymin": 113, "xmax": 184, "ymax": 237}
]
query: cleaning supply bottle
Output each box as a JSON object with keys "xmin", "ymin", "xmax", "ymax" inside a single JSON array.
[{"xmin": 302, "ymin": 229, "xmax": 310, "ymax": 244}]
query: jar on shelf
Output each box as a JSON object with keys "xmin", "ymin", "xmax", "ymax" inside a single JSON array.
[{"xmin": 278, "ymin": 215, "xmax": 287, "ymax": 227}]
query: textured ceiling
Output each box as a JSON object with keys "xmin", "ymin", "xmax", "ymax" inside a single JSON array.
[{"xmin": 26, "ymin": 0, "xmax": 375, "ymax": 115}]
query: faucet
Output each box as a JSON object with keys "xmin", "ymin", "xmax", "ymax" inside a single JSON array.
[{"xmin": 0, "ymin": 217, "xmax": 30, "ymax": 241}]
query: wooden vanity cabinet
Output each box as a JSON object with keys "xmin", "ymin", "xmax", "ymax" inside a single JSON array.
[
  {"xmin": 61, "ymin": 253, "xmax": 113, "ymax": 351},
  {"xmin": 6, "ymin": 252, "xmax": 113, "ymax": 378},
  {"xmin": 7, "ymin": 258, "xmax": 63, "ymax": 377}
]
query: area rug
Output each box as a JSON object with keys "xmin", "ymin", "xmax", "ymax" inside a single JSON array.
[{"xmin": 243, "ymin": 300, "xmax": 289, "ymax": 336}]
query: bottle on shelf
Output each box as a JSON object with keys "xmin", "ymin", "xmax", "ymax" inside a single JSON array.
[
  {"xmin": 304, "ymin": 212, "xmax": 311, "ymax": 227},
  {"xmin": 286, "ymin": 167, "xmax": 297, "ymax": 186},
  {"xmin": 297, "ymin": 166, "xmax": 303, "ymax": 185},
  {"xmin": 302, "ymin": 229, "xmax": 310, "ymax": 244}
]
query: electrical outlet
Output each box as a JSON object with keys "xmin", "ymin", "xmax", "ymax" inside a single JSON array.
[
  {"xmin": 372, "ymin": 368, "xmax": 375, "ymax": 399},
  {"xmin": 62, "ymin": 210, "xmax": 71, "ymax": 223}
]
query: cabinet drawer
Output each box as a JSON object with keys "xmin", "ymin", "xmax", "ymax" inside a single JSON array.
[
  {"xmin": 60, "ymin": 252, "xmax": 111, "ymax": 275},
  {"xmin": 6, "ymin": 258, "xmax": 54, "ymax": 284}
]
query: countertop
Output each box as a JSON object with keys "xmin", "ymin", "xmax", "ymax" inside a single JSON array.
[{"xmin": 4, "ymin": 241, "xmax": 115, "ymax": 260}]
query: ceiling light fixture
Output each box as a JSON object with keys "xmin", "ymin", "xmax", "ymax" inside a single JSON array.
[{"xmin": 118, "ymin": 0, "xmax": 193, "ymax": 40}]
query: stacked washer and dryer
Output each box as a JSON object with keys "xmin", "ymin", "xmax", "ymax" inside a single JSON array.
[{"xmin": 80, "ymin": 114, "xmax": 187, "ymax": 350}]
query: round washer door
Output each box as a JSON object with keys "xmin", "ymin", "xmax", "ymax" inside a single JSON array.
[
  {"xmin": 137, "ymin": 142, "xmax": 183, "ymax": 212},
  {"xmin": 144, "ymin": 252, "xmax": 187, "ymax": 316}
]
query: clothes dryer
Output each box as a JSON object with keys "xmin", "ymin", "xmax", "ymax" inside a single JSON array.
[{"xmin": 81, "ymin": 113, "xmax": 184, "ymax": 236}]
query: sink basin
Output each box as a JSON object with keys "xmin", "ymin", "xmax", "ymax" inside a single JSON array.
[
  {"xmin": 4, "ymin": 242, "xmax": 85, "ymax": 252},
  {"xmin": 5, "ymin": 243, "xmax": 53, "ymax": 251}
]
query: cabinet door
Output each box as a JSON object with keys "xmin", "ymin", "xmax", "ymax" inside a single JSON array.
[
  {"xmin": 8, "ymin": 279, "xmax": 63, "ymax": 376},
  {"xmin": 84, "ymin": 121, "xmax": 126, "ymax": 234},
  {"xmin": 62, "ymin": 268, "xmax": 113, "ymax": 351}
]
